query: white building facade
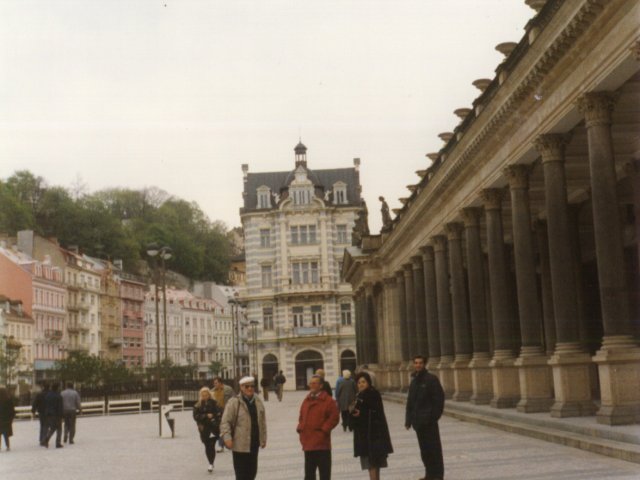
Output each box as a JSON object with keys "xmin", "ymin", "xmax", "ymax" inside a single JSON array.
[{"xmin": 240, "ymin": 143, "xmax": 360, "ymax": 390}]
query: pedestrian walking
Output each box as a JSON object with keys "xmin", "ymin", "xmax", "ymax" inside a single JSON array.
[
  {"xmin": 297, "ymin": 375, "xmax": 340, "ymax": 480},
  {"xmin": 273, "ymin": 370, "xmax": 286, "ymax": 402},
  {"xmin": 43, "ymin": 382, "xmax": 63, "ymax": 448},
  {"xmin": 31, "ymin": 381, "xmax": 49, "ymax": 445},
  {"xmin": 61, "ymin": 382, "xmax": 81, "ymax": 444},
  {"xmin": 315, "ymin": 369, "xmax": 333, "ymax": 397},
  {"xmin": 351, "ymin": 372, "xmax": 393, "ymax": 480},
  {"xmin": 193, "ymin": 386, "xmax": 222, "ymax": 474},
  {"xmin": 336, "ymin": 370, "xmax": 356, "ymax": 432},
  {"xmin": 0, "ymin": 387, "xmax": 16, "ymax": 451},
  {"xmin": 260, "ymin": 376, "xmax": 270, "ymax": 401},
  {"xmin": 405, "ymin": 355, "xmax": 445, "ymax": 480},
  {"xmin": 211, "ymin": 377, "xmax": 234, "ymax": 453},
  {"xmin": 220, "ymin": 376, "xmax": 267, "ymax": 480}
]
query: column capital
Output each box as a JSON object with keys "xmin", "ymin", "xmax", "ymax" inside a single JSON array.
[
  {"xmin": 480, "ymin": 188, "xmax": 504, "ymax": 210},
  {"xmin": 461, "ymin": 207, "xmax": 482, "ymax": 227},
  {"xmin": 432, "ymin": 235, "xmax": 448, "ymax": 252},
  {"xmin": 503, "ymin": 163, "xmax": 533, "ymax": 189},
  {"xmin": 445, "ymin": 222, "xmax": 464, "ymax": 240},
  {"xmin": 395, "ymin": 269, "xmax": 405, "ymax": 282},
  {"xmin": 533, "ymin": 133, "xmax": 571, "ymax": 163},
  {"xmin": 420, "ymin": 244, "xmax": 435, "ymax": 261},
  {"xmin": 402, "ymin": 263, "xmax": 413, "ymax": 274},
  {"xmin": 576, "ymin": 91, "xmax": 617, "ymax": 128},
  {"xmin": 383, "ymin": 276, "xmax": 396, "ymax": 286},
  {"xmin": 411, "ymin": 255, "xmax": 424, "ymax": 270}
]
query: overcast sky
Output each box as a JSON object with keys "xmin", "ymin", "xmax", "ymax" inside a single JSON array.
[{"xmin": 0, "ymin": 0, "xmax": 534, "ymax": 233}]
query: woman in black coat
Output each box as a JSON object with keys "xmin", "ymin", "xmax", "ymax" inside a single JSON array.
[
  {"xmin": 193, "ymin": 387, "xmax": 222, "ymax": 474},
  {"xmin": 351, "ymin": 372, "xmax": 393, "ymax": 480},
  {"xmin": 0, "ymin": 387, "xmax": 15, "ymax": 451}
]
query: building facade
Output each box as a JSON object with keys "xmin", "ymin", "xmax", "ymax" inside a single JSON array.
[
  {"xmin": 240, "ymin": 143, "xmax": 360, "ymax": 390},
  {"xmin": 120, "ymin": 273, "xmax": 145, "ymax": 368},
  {"xmin": 0, "ymin": 297, "xmax": 34, "ymax": 385},
  {"xmin": 344, "ymin": 0, "xmax": 640, "ymax": 426}
]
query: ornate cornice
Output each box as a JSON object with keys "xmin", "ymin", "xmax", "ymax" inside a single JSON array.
[
  {"xmin": 432, "ymin": 235, "xmax": 448, "ymax": 252},
  {"xmin": 461, "ymin": 207, "xmax": 482, "ymax": 227},
  {"xmin": 630, "ymin": 38, "xmax": 640, "ymax": 61},
  {"xmin": 576, "ymin": 91, "xmax": 617, "ymax": 128},
  {"xmin": 383, "ymin": 276, "xmax": 397, "ymax": 286},
  {"xmin": 420, "ymin": 244, "xmax": 435, "ymax": 262},
  {"xmin": 533, "ymin": 133, "xmax": 571, "ymax": 163},
  {"xmin": 503, "ymin": 164, "xmax": 533, "ymax": 189},
  {"xmin": 480, "ymin": 188, "xmax": 504, "ymax": 210},
  {"xmin": 411, "ymin": 255, "xmax": 424, "ymax": 270}
]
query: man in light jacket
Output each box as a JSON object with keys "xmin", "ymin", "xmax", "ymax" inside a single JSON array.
[
  {"xmin": 220, "ymin": 376, "xmax": 267, "ymax": 480},
  {"xmin": 297, "ymin": 375, "xmax": 340, "ymax": 480},
  {"xmin": 61, "ymin": 382, "xmax": 82, "ymax": 444}
]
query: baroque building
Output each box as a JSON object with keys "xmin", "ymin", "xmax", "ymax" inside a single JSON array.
[
  {"xmin": 240, "ymin": 142, "xmax": 361, "ymax": 390},
  {"xmin": 343, "ymin": 0, "xmax": 640, "ymax": 426}
]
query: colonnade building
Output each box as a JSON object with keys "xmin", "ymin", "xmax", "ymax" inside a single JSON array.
[{"xmin": 343, "ymin": 0, "xmax": 640, "ymax": 426}]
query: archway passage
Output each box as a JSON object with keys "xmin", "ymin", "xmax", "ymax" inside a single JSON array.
[
  {"xmin": 294, "ymin": 350, "xmax": 324, "ymax": 390},
  {"xmin": 340, "ymin": 349, "xmax": 357, "ymax": 374},
  {"xmin": 261, "ymin": 353, "xmax": 279, "ymax": 388}
]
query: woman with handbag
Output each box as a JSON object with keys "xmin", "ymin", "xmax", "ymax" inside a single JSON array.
[
  {"xmin": 193, "ymin": 386, "xmax": 222, "ymax": 473},
  {"xmin": 351, "ymin": 372, "xmax": 393, "ymax": 480}
]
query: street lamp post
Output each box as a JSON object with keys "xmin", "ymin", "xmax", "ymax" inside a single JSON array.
[{"xmin": 147, "ymin": 243, "xmax": 172, "ymax": 437}]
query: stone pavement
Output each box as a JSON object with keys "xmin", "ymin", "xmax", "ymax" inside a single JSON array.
[{"xmin": 1, "ymin": 391, "xmax": 638, "ymax": 480}]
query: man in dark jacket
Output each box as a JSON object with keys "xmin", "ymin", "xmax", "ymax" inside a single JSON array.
[
  {"xmin": 297, "ymin": 375, "xmax": 340, "ymax": 480},
  {"xmin": 405, "ymin": 355, "xmax": 445, "ymax": 480},
  {"xmin": 43, "ymin": 382, "xmax": 64, "ymax": 448},
  {"xmin": 31, "ymin": 381, "xmax": 49, "ymax": 445}
]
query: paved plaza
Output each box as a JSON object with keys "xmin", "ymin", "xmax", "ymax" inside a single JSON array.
[{"xmin": 1, "ymin": 391, "xmax": 638, "ymax": 480}]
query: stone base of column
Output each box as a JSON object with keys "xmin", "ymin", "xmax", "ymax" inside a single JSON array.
[
  {"xmin": 399, "ymin": 361, "xmax": 412, "ymax": 392},
  {"xmin": 514, "ymin": 350, "xmax": 553, "ymax": 413},
  {"xmin": 427, "ymin": 357, "xmax": 440, "ymax": 372},
  {"xmin": 469, "ymin": 353, "xmax": 493, "ymax": 405},
  {"xmin": 593, "ymin": 335, "xmax": 640, "ymax": 425},
  {"xmin": 452, "ymin": 355, "xmax": 472, "ymax": 402},
  {"xmin": 387, "ymin": 362, "xmax": 402, "ymax": 391},
  {"xmin": 489, "ymin": 351, "xmax": 520, "ymax": 409},
  {"xmin": 437, "ymin": 356, "xmax": 455, "ymax": 399},
  {"xmin": 548, "ymin": 344, "xmax": 596, "ymax": 418}
]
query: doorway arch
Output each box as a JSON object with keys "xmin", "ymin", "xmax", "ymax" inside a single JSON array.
[
  {"xmin": 262, "ymin": 353, "xmax": 279, "ymax": 387},
  {"xmin": 294, "ymin": 350, "xmax": 324, "ymax": 390},
  {"xmin": 340, "ymin": 349, "xmax": 357, "ymax": 374}
]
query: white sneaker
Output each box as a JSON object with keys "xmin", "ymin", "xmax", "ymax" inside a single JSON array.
[
  {"xmin": 208, "ymin": 464, "xmax": 213, "ymax": 473},
  {"xmin": 216, "ymin": 447, "xmax": 223, "ymax": 452}
]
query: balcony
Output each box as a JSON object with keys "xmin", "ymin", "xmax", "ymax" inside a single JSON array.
[
  {"xmin": 67, "ymin": 344, "xmax": 89, "ymax": 353},
  {"xmin": 275, "ymin": 282, "xmax": 333, "ymax": 298},
  {"xmin": 44, "ymin": 329, "xmax": 63, "ymax": 341},
  {"xmin": 206, "ymin": 345, "xmax": 217, "ymax": 352},
  {"xmin": 108, "ymin": 337, "xmax": 123, "ymax": 347},
  {"xmin": 68, "ymin": 300, "xmax": 90, "ymax": 312},
  {"xmin": 67, "ymin": 321, "xmax": 90, "ymax": 333},
  {"xmin": 5, "ymin": 338, "xmax": 22, "ymax": 350},
  {"xmin": 185, "ymin": 343, "xmax": 197, "ymax": 351}
]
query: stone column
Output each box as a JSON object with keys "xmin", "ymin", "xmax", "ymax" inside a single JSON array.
[
  {"xmin": 462, "ymin": 207, "xmax": 493, "ymax": 404},
  {"xmin": 481, "ymin": 188, "xmax": 519, "ymax": 408},
  {"xmin": 578, "ymin": 92, "xmax": 640, "ymax": 425},
  {"xmin": 421, "ymin": 246, "xmax": 441, "ymax": 372},
  {"xmin": 412, "ymin": 255, "xmax": 429, "ymax": 358},
  {"xmin": 445, "ymin": 222, "xmax": 473, "ymax": 401},
  {"xmin": 354, "ymin": 289, "xmax": 366, "ymax": 365},
  {"xmin": 396, "ymin": 270, "xmax": 410, "ymax": 390},
  {"xmin": 383, "ymin": 276, "xmax": 402, "ymax": 390},
  {"xmin": 533, "ymin": 220, "xmax": 556, "ymax": 355},
  {"xmin": 432, "ymin": 235, "xmax": 455, "ymax": 398},
  {"xmin": 535, "ymin": 134, "xmax": 595, "ymax": 418},
  {"xmin": 365, "ymin": 283, "xmax": 378, "ymax": 365},
  {"xmin": 504, "ymin": 165, "xmax": 553, "ymax": 413},
  {"xmin": 403, "ymin": 264, "xmax": 418, "ymax": 360}
]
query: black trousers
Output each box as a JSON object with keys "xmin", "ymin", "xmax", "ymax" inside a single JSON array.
[
  {"xmin": 340, "ymin": 410, "xmax": 352, "ymax": 431},
  {"xmin": 304, "ymin": 450, "xmax": 331, "ymax": 480},
  {"xmin": 199, "ymin": 430, "xmax": 217, "ymax": 465},
  {"xmin": 232, "ymin": 451, "xmax": 259, "ymax": 480},
  {"xmin": 45, "ymin": 416, "xmax": 62, "ymax": 446},
  {"xmin": 63, "ymin": 411, "xmax": 77, "ymax": 442},
  {"xmin": 416, "ymin": 423, "xmax": 444, "ymax": 480},
  {"xmin": 38, "ymin": 417, "xmax": 47, "ymax": 443}
]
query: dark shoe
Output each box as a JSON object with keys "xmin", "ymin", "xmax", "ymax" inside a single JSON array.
[
  {"xmin": 70, "ymin": 440, "xmax": 74, "ymax": 444},
  {"xmin": 56, "ymin": 444, "xmax": 63, "ymax": 448}
]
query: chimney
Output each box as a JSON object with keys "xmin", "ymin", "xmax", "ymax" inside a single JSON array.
[
  {"xmin": 353, "ymin": 158, "xmax": 360, "ymax": 172},
  {"xmin": 68, "ymin": 245, "xmax": 79, "ymax": 254},
  {"xmin": 241, "ymin": 164, "xmax": 249, "ymax": 182}
]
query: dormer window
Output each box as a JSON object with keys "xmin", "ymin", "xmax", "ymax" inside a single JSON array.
[
  {"xmin": 333, "ymin": 181, "xmax": 347, "ymax": 204},
  {"xmin": 289, "ymin": 166, "xmax": 314, "ymax": 206},
  {"xmin": 257, "ymin": 185, "xmax": 271, "ymax": 209}
]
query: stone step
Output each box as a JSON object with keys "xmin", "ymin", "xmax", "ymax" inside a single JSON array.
[{"xmin": 383, "ymin": 392, "xmax": 640, "ymax": 464}]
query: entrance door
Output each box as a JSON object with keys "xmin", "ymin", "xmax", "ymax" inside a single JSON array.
[{"xmin": 294, "ymin": 350, "xmax": 324, "ymax": 390}]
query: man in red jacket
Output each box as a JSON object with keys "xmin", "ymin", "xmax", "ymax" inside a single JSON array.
[{"xmin": 297, "ymin": 375, "xmax": 340, "ymax": 480}]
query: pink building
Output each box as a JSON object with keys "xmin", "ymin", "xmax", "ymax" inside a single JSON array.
[
  {"xmin": 0, "ymin": 244, "xmax": 66, "ymax": 380},
  {"xmin": 120, "ymin": 273, "xmax": 146, "ymax": 368}
]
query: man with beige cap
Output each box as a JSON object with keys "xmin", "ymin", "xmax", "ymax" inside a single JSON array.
[{"xmin": 220, "ymin": 376, "xmax": 267, "ymax": 480}]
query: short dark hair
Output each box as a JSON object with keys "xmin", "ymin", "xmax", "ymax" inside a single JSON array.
[
  {"xmin": 355, "ymin": 371, "xmax": 373, "ymax": 388},
  {"xmin": 51, "ymin": 382, "xmax": 60, "ymax": 392},
  {"xmin": 413, "ymin": 355, "xmax": 427, "ymax": 363},
  {"xmin": 212, "ymin": 376, "xmax": 223, "ymax": 384},
  {"xmin": 66, "ymin": 382, "xmax": 74, "ymax": 389}
]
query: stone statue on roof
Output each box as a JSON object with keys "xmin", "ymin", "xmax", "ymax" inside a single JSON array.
[
  {"xmin": 352, "ymin": 199, "xmax": 370, "ymax": 246},
  {"xmin": 379, "ymin": 196, "xmax": 392, "ymax": 233}
]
